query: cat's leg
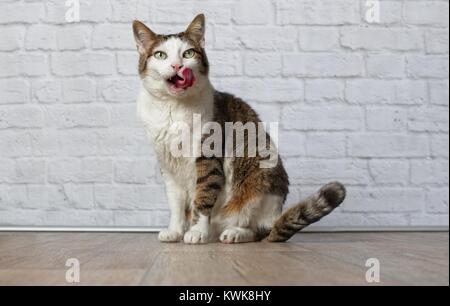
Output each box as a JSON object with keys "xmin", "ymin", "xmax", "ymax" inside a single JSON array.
[
  {"xmin": 159, "ymin": 172, "xmax": 187, "ymax": 243},
  {"xmin": 184, "ymin": 156, "xmax": 224, "ymax": 244},
  {"xmin": 218, "ymin": 196, "xmax": 262, "ymax": 244},
  {"xmin": 184, "ymin": 212, "xmax": 210, "ymax": 244},
  {"xmin": 220, "ymin": 227, "xmax": 255, "ymax": 244},
  {"xmin": 219, "ymin": 195, "xmax": 283, "ymax": 244}
]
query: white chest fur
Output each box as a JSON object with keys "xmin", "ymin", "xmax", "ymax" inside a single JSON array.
[{"xmin": 137, "ymin": 86, "xmax": 214, "ymax": 186}]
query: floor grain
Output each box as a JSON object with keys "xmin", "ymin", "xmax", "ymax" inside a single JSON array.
[{"xmin": 0, "ymin": 232, "xmax": 448, "ymax": 286}]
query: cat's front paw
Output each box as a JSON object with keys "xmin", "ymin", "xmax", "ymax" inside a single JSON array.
[
  {"xmin": 184, "ymin": 230, "xmax": 208, "ymax": 244},
  {"xmin": 158, "ymin": 229, "xmax": 183, "ymax": 243}
]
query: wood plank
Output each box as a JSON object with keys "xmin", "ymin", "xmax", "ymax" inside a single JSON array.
[
  {"xmin": 0, "ymin": 233, "xmax": 159, "ymax": 270},
  {"xmin": 290, "ymin": 232, "xmax": 449, "ymax": 285},
  {"xmin": 0, "ymin": 232, "xmax": 447, "ymax": 286},
  {"xmin": 0, "ymin": 269, "xmax": 147, "ymax": 286}
]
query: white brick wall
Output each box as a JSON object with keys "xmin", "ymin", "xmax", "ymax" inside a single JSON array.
[{"xmin": 0, "ymin": 0, "xmax": 448, "ymax": 228}]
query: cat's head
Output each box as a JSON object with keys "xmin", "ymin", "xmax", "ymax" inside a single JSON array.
[{"xmin": 133, "ymin": 14, "xmax": 209, "ymax": 99}]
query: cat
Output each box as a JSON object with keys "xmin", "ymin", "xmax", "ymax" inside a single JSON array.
[{"xmin": 133, "ymin": 14, "xmax": 346, "ymax": 244}]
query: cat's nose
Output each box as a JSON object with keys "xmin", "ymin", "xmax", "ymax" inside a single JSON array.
[{"xmin": 171, "ymin": 64, "xmax": 184, "ymax": 72}]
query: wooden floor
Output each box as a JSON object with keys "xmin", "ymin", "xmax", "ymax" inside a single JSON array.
[{"xmin": 0, "ymin": 232, "xmax": 448, "ymax": 286}]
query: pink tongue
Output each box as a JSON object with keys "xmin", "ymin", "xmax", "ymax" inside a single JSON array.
[{"xmin": 175, "ymin": 68, "xmax": 194, "ymax": 89}]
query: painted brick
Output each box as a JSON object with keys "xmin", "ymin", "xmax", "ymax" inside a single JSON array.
[
  {"xmin": 410, "ymin": 160, "xmax": 449, "ymax": 186},
  {"xmin": 238, "ymin": 27, "xmax": 297, "ymax": 51},
  {"xmin": 114, "ymin": 159, "xmax": 157, "ymax": 184},
  {"xmin": 0, "ymin": 26, "xmax": 24, "ymax": 51},
  {"xmin": 117, "ymin": 52, "xmax": 139, "ymax": 76},
  {"xmin": 366, "ymin": 54, "xmax": 406, "ymax": 78},
  {"xmin": 284, "ymin": 159, "xmax": 370, "ymax": 185},
  {"xmin": 0, "ymin": 106, "xmax": 44, "ymax": 129},
  {"xmin": 95, "ymin": 185, "xmax": 167, "ymax": 210},
  {"xmin": 0, "ymin": 0, "xmax": 448, "ymax": 228},
  {"xmin": 114, "ymin": 210, "xmax": 170, "ymax": 227},
  {"xmin": 426, "ymin": 188, "xmax": 449, "ymax": 214},
  {"xmin": 283, "ymin": 53, "xmax": 364, "ymax": 77},
  {"xmin": 25, "ymin": 25, "xmax": 57, "ymax": 50},
  {"xmin": 0, "ymin": 80, "xmax": 29, "ymax": 104},
  {"xmin": 407, "ymin": 55, "xmax": 449, "ymax": 79},
  {"xmin": 0, "ymin": 2, "xmax": 45, "ymax": 24},
  {"xmin": 369, "ymin": 160, "xmax": 410, "ymax": 185},
  {"xmin": 408, "ymin": 107, "xmax": 449, "ymax": 133},
  {"xmin": 431, "ymin": 135, "xmax": 450, "ymax": 158},
  {"xmin": 298, "ymin": 27, "xmax": 339, "ymax": 51},
  {"xmin": 244, "ymin": 53, "xmax": 282, "ymax": 77},
  {"xmin": 215, "ymin": 78, "xmax": 304, "ymax": 103},
  {"xmin": 348, "ymin": 134, "xmax": 429, "ymax": 158},
  {"xmin": 0, "ymin": 54, "xmax": 48, "ymax": 77},
  {"xmin": 341, "ymin": 28, "xmax": 423, "ymax": 51},
  {"xmin": 429, "ymin": 81, "xmax": 449, "ymax": 106},
  {"xmin": 151, "ymin": 1, "xmax": 232, "ymax": 25},
  {"xmin": 57, "ymin": 25, "xmax": 90, "ymax": 50},
  {"xmin": 426, "ymin": 30, "xmax": 449, "ymax": 54},
  {"xmin": 48, "ymin": 158, "xmax": 113, "ymax": 183},
  {"xmin": 404, "ymin": 1, "xmax": 449, "ymax": 26},
  {"xmin": 46, "ymin": 105, "xmax": 110, "ymax": 128},
  {"xmin": 304, "ymin": 80, "xmax": 345, "ymax": 103},
  {"xmin": 98, "ymin": 79, "xmax": 140, "ymax": 103},
  {"xmin": 51, "ymin": 52, "xmax": 115, "ymax": 76},
  {"xmin": 366, "ymin": 107, "xmax": 406, "ymax": 132},
  {"xmin": 276, "ymin": 0, "xmax": 360, "ymax": 25},
  {"xmin": 93, "ymin": 24, "xmax": 135, "ymax": 50},
  {"xmin": 278, "ymin": 131, "xmax": 306, "ymax": 157},
  {"xmin": 282, "ymin": 105, "xmax": 364, "ymax": 131},
  {"xmin": 232, "ymin": 0, "xmax": 272, "ymax": 25},
  {"xmin": 343, "ymin": 188, "xmax": 424, "ymax": 213},
  {"xmin": 346, "ymin": 80, "xmax": 427, "ymax": 105},
  {"xmin": 208, "ymin": 51, "xmax": 242, "ymax": 77},
  {"xmin": 305, "ymin": 134, "xmax": 346, "ymax": 158}
]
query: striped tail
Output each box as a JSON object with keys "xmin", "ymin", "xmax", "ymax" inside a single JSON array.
[{"xmin": 267, "ymin": 182, "xmax": 346, "ymax": 242}]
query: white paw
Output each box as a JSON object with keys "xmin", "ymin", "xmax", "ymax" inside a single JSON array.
[
  {"xmin": 158, "ymin": 229, "xmax": 183, "ymax": 243},
  {"xmin": 220, "ymin": 228, "xmax": 252, "ymax": 244},
  {"xmin": 184, "ymin": 230, "xmax": 208, "ymax": 244}
]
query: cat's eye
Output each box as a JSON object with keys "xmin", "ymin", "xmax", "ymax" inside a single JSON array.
[
  {"xmin": 183, "ymin": 49, "xmax": 196, "ymax": 59},
  {"xmin": 154, "ymin": 51, "xmax": 167, "ymax": 60}
]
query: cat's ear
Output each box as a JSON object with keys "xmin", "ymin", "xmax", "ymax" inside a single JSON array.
[
  {"xmin": 186, "ymin": 14, "xmax": 206, "ymax": 48},
  {"xmin": 133, "ymin": 20, "xmax": 157, "ymax": 56}
]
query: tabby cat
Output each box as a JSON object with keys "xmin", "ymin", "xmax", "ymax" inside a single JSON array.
[{"xmin": 133, "ymin": 14, "xmax": 346, "ymax": 244}]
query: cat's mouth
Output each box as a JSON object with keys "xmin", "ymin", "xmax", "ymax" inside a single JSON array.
[{"xmin": 166, "ymin": 68, "xmax": 195, "ymax": 93}]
